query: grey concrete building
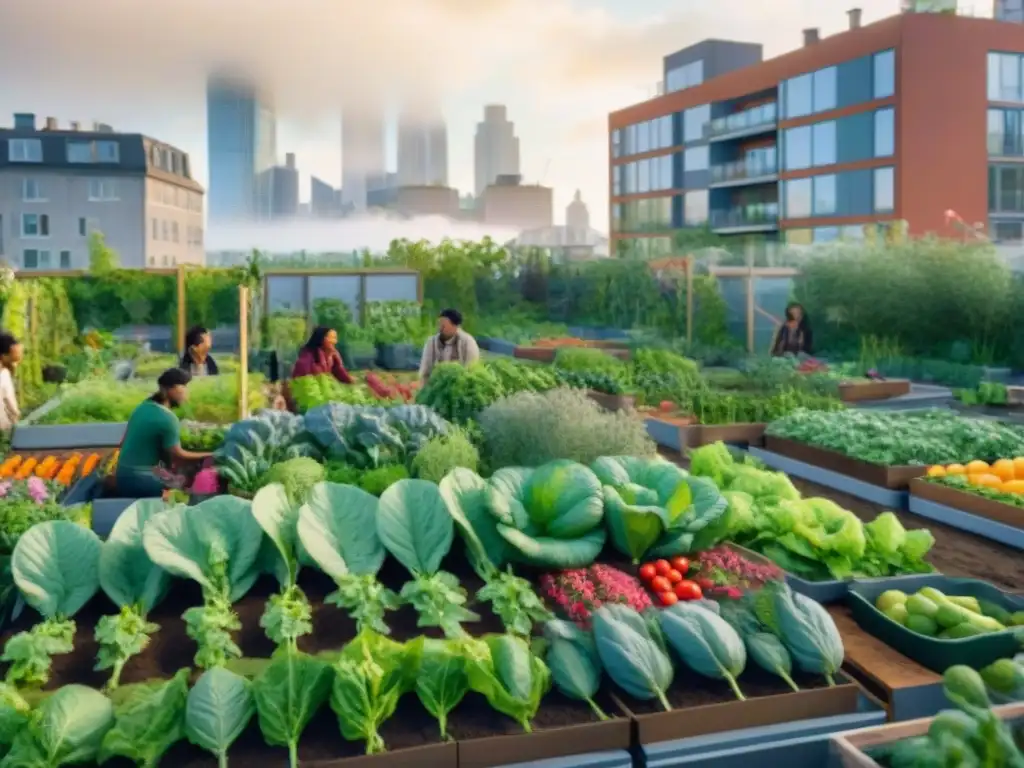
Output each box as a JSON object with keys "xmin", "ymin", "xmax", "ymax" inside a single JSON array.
[
  {"xmin": 0, "ymin": 113, "xmax": 204, "ymax": 269},
  {"xmin": 258, "ymin": 152, "xmax": 299, "ymax": 219}
]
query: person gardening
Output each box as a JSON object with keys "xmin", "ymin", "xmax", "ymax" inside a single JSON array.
[
  {"xmin": 115, "ymin": 368, "xmax": 211, "ymax": 497},
  {"xmin": 291, "ymin": 326, "xmax": 354, "ymax": 383},
  {"xmin": 418, "ymin": 308, "xmax": 480, "ymax": 383},
  {"xmin": 771, "ymin": 302, "xmax": 814, "ymax": 357},
  {"xmin": 179, "ymin": 325, "xmax": 219, "ymax": 376},
  {"xmin": 0, "ymin": 332, "xmax": 23, "ymax": 432}
]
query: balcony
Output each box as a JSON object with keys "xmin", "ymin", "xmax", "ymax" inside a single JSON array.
[
  {"xmin": 709, "ymin": 155, "xmax": 778, "ymax": 188},
  {"xmin": 709, "ymin": 203, "xmax": 779, "ymax": 233},
  {"xmin": 706, "ymin": 103, "xmax": 777, "ymax": 142}
]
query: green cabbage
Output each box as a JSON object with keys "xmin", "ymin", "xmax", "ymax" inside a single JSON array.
[{"xmin": 264, "ymin": 457, "xmax": 326, "ymax": 505}]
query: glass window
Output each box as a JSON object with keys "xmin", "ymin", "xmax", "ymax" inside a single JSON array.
[
  {"xmin": 666, "ymin": 60, "xmax": 704, "ymax": 93},
  {"xmin": 841, "ymin": 225, "xmax": 866, "ymax": 241},
  {"xmin": 684, "ymin": 190, "xmax": 708, "ymax": 225},
  {"xmin": 683, "ymin": 105, "xmax": 710, "ymax": 142},
  {"xmin": 611, "ymin": 129, "xmax": 621, "ymax": 159},
  {"xmin": 813, "ymin": 67, "xmax": 837, "ymax": 112},
  {"xmin": 638, "ymin": 159, "xmax": 650, "ymax": 192},
  {"xmin": 813, "ymin": 227, "xmax": 840, "ymax": 243},
  {"xmin": 813, "ymin": 174, "xmax": 837, "ymax": 215},
  {"xmin": 784, "ymin": 74, "xmax": 813, "ymax": 118},
  {"xmin": 661, "ymin": 155, "xmax": 674, "ymax": 188},
  {"xmin": 88, "ymin": 179, "xmax": 118, "ymax": 200},
  {"xmin": 874, "ymin": 50, "xmax": 895, "ymax": 99},
  {"xmin": 992, "ymin": 221, "xmax": 1023, "ymax": 242},
  {"xmin": 812, "ymin": 121, "xmax": 837, "ymax": 166},
  {"xmin": 22, "ymin": 250, "xmax": 38, "ymax": 269},
  {"xmin": 785, "ymin": 229, "xmax": 813, "ymax": 245},
  {"xmin": 21, "ymin": 179, "xmax": 43, "ymax": 201},
  {"xmin": 612, "ymin": 166, "xmax": 621, "ymax": 196},
  {"xmin": 785, "ymin": 178, "xmax": 812, "ymax": 218},
  {"xmin": 874, "ymin": 108, "xmax": 894, "ymax": 157},
  {"xmin": 637, "ymin": 122, "xmax": 650, "ymax": 154},
  {"xmin": 784, "ymin": 126, "xmax": 812, "ymax": 170},
  {"xmin": 684, "ymin": 145, "xmax": 709, "ymax": 171},
  {"xmin": 988, "ymin": 52, "xmax": 1002, "ymax": 101},
  {"xmin": 21, "ymin": 213, "xmax": 49, "ymax": 237},
  {"xmin": 659, "ymin": 116, "xmax": 673, "ymax": 148},
  {"xmin": 95, "ymin": 141, "xmax": 119, "ymax": 162},
  {"xmin": 66, "ymin": 141, "xmax": 93, "ymax": 163},
  {"xmin": 988, "ymin": 109, "xmax": 1005, "ymax": 155},
  {"xmin": 993, "ymin": 165, "xmax": 1024, "ymax": 211},
  {"xmin": 1000, "ymin": 53, "xmax": 1021, "ymax": 102},
  {"xmin": 874, "ymin": 167, "xmax": 895, "ymax": 212},
  {"xmin": 1004, "ymin": 110, "xmax": 1024, "ymax": 155},
  {"xmin": 59, "ymin": 251, "xmax": 71, "ymax": 269},
  {"xmin": 7, "ymin": 139, "xmax": 42, "ymax": 162}
]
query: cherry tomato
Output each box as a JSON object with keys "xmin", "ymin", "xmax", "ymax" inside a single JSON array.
[
  {"xmin": 674, "ymin": 580, "xmax": 703, "ymax": 601},
  {"xmin": 695, "ymin": 577, "xmax": 715, "ymax": 591},
  {"xmin": 666, "ymin": 569, "xmax": 683, "ymax": 584},
  {"xmin": 659, "ymin": 591, "xmax": 678, "ymax": 606},
  {"xmin": 654, "ymin": 559, "xmax": 672, "ymax": 576},
  {"xmin": 670, "ymin": 557, "xmax": 690, "ymax": 574},
  {"xmin": 650, "ymin": 576, "xmax": 671, "ymax": 593},
  {"xmin": 638, "ymin": 564, "xmax": 657, "ymax": 582}
]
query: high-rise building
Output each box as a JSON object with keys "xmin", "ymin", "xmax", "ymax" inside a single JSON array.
[
  {"xmin": 479, "ymin": 175, "xmax": 552, "ymax": 231},
  {"xmin": 258, "ymin": 152, "xmax": 299, "ymax": 219},
  {"xmin": 474, "ymin": 105, "xmax": 520, "ymax": 197},
  {"xmin": 341, "ymin": 107, "xmax": 386, "ymax": 211},
  {"xmin": 607, "ymin": 11, "xmax": 1024, "ymax": 259},
  {"xmin": 996, "ymin": 0, "xmax": 1023, "ymax": 22},
  {"xmin": 566, "ymin": 190, "xmax": 590, "ymax": 232},
  {"xmin": 397, "ymin": 108, "xmax": 448, "ymax": 186},
  {"xmin": 206, "ymin": 74, "xmax": 276, "ymax": 222},
  {"xmin": 310, "ymin": 176, "xmax": 342, "ymax": 218}
]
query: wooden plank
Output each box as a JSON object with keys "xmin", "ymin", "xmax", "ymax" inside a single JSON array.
[
  {"xmin": 238, "ymin": 285, "xmax": 249, "ymax": 420},
  {"xmin": 911, "ymin": 478, "xmax": 1024, "ymax": 531}
]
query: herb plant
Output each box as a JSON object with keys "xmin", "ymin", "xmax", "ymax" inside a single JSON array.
[
  {"xmin": 185, "ymin": 667, "xmax": 255, "ymax": 768},
  {"xmin": 462, "ymin": 634, "xmax": 551, "ymax": 732},
  {"xmin": 409, "ymin": 636, "xmax": 468, "ymax": 740},
  {"xmin": 99, "ymin": 668, "xmax": 190, "ymax": 765},
  {"xmin": 252, "ymin": 651, "xmax": 333, "ymax": 768}
]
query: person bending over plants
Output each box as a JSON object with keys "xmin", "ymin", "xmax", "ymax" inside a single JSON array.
[
  {"xmin": 419, "ymin": 307, "xmax": 480, "ymax": 384},
  {"xmin": 291, "ymin": 325, "xmax": 354, "ymax": 384},
  {"xmin": 771, "ymin": 302, "xmax": 814, "ymax": 357},
  {"xmin": 115, "ymin": 368, "xmax": 212, "ymax": 497}
]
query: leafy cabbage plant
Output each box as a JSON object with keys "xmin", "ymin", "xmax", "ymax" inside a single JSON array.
[
  {"xmin": 96, "ymin": 499, "xmax": 171, "ymax": 689},
  {"xmin": 2, "ymin": 520, "xmax": 102, "ymax": 687},
  {"xmin": 377, "ymin": 479, "xmax": 478, "ymax": 637},
  {"xmin": 462, "ymin": 634, "xmax": 551, "ymax": 732},
  {"xmin": 253, "ymin": 651, "xmax": 333, "ymax": 768},
  {"xmin": 591, "ymin": 456, "xmax": 729, "ymax": 562},
  {"xmin": 215, "ymin": 410, "xmax": 322, "ymax": 495},
  {"xmin": 143, "ymin": 497, "xmax": 263, "ymax": 669},
  {"xmin": 304, "ymin": 404, "xmax": 448, "ymax": 469},
  {"xmin": 185, "ymin": 667, "xmax": 255, "ymax": 767},
  {"xmin": 298, "ymin": 482, "xmax": 400, "ymax": 634},
  {"xmin": 3, "ymin": 683, "xmax": 114, "ymax": 765},
  {"xmin": 409, "ymin": 636, "xmax": 468, "ymax": 740},
  {"xmin": 99, "ymin": 668, "xmax": 190, "ymax": 766}
]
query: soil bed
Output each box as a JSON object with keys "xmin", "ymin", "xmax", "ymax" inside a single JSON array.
[{"xmin": 447, "ymin": 689, "xmax": 622, "ymax": 740}]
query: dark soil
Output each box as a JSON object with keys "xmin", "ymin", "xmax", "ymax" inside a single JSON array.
[
  {"xmin": 616, "ymin": 663, "xmax": 832, "ymax": 715},
  {"xmin": 447, "ymin": 689, "xmax": 624, "ymax": 741},
  {"xmin": 660, "ymin": 448, "xmax": 1024, "ymax": 592},
  {"xmin": 0, "ymin": 541, "xmax": 506, "ymax": 690}
]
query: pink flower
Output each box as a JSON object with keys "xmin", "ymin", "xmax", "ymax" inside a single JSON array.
[
  {"xmin": 26, "ymin": 477, "xmax": 48, "ymax": 503},
  {"xmin": 0, "ymin": 482, "xmax": 11, "ymax": 498}
]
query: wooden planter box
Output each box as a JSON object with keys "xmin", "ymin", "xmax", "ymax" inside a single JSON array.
[
  {"xmin": 617, "ymin": 674, "xmax": 861, "ymax": 746},
  {"xmin": 838, "ymin": 379, "xmax": 912, "ymax": 403},
  {"xmin": 644, "ymin": 414, "xmax": 696, "ymax": 451},
  {"xmin": 830, "ymin": 702, "xmax": 1024, "ymax": 767},
  {"xmin": 763, "ymin": 436, "xmax": 926, "ymax": 489},
  {"xmin": 687, "ymin": 423, "xmax": 767, "ymax": 448},
  {"xmin": 910, "ymin": 478, "xmax": 1024, "ymax": 531},
  {"xmin": 306, "ymin": 742, "xmax": 457, "ymax": 768},
  {"xmin": 586, "ymin": 391, "xmax": 636, "ymax": 412}
]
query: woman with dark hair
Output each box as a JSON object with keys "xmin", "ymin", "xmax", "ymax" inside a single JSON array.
[
  {"xmin": 0, "ymin": 332, "xmax": 23, "ymax": 432},
  {"xmin": 116, "ymin": 368, "xmax": 212, "ymax": 497},
  {"xmin": 179, "ymin": 325, "xmax": 219, "ymax": 376},
  {"xmin": 771, "ymin": 302, "xmax": 814, "ymax": 356},
  {"xmin": 291, "ymin": 326, "xmax": 353, "ymax": 383},
  {"xmin": 419, "ymin": 308, "xmax": 480, "ymax": 383}
]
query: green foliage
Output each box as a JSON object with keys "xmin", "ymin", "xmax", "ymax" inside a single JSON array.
[
  {"xmin": 411, "ymin": 428, "xmax": 480, "ymax": 482},
  {"xmin": 88, "ymin": 232, "xmax": 120, "ymax": 273},
  {"xmin": 553, "ymin": 348, "xmax": 628, "ymax": 383},
  {"xmin": 263, "ymin": 457, "xmax": 326, "ymax": 504},
  {"xmin": 358, "ymin": 464, "xmax": 410, "ymax": 496},
  {"xmin": 365, "ymin": 301, "xmax": 431, "ymax": 345},
  {"xmin": 415, "ymin": 362, "xmax": 505, "ymax": 423}
]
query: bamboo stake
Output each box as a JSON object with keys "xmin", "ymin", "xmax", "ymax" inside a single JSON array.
[{"xmin": 238, "ymin": 285, "xmax": 249, "ymax": 420}]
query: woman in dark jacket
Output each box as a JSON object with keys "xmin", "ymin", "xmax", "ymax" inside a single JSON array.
[
  {"xmin": 179, "ymin": 326, "xmax": 219, "ymax": 376},
  {"xmin": 291, "ymin": 326, "xmax": 353, "ymax": 383},
  {"xmin": 771, "ymin": 303, "xmax": 814, "ymax": 356}
]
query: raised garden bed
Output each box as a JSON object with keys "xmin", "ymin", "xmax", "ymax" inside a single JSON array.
[
  {"xmin": 586, "ymin": 391, "xmax": 636, "ymax": 412},
  {"xmin": 762, "ymin": 437, "xmax": 925, "ymax": 490},
  {"xmin": 837, "ymin": 380, "xmax": 911, "ymax": 403},
  {"xmin": 829, "ymin": 702, "xmax": 1024, "ymax": 767},
  {"xmin": 909, "ymin": 479, "xmax": 1024, "ymax": 532},
  {"xmin": 688, "ymin": 423, "xmax": 767, "ymax": 448},
  {"xmin": 513, "ymin": 340, "xmax": 631, "ymax": 364}
]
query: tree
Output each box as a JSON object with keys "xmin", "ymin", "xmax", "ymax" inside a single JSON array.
[{"xmin": 88, "ymin": 231, "xmax": 120, "ymax": 273}]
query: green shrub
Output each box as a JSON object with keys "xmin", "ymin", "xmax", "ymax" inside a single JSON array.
[
  {"xmin": 478, "ymin": 387, "xmax": 654, "ymax": 468},
  {"xmin": 553, "ymin": 348, "xmax": 628, "ymax": 382},
  {"xmin": 358, "ymin": 464, "xmax": 410, "ymax": 496},
  {"xmin": 411, "ymin": 428, "xmax": 480, "ymax": 482}
]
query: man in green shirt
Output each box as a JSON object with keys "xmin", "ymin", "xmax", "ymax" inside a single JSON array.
[{"xmin": 116, "ymin": 368, "xmax": 211, "ymax": 497}]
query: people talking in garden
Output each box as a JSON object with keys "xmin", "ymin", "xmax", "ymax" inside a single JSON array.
[
  {"xmin": 115, "ymin": 368, "xmax": 211, "ymax": 497},
  {"xmin": 771, "ymin": 302, "xmax": 814, "ymax": 357},
  {"xmin": 179, "ymin": 325, "xmax": 219, "ymax": 377},
  {"xmin": 0, "ymin": 332, "xmax": 23, "ymax": 432},
  {"xmin": 419, "ymin": 308, "xmax": 480, "ymax": 383},
  {"xmin": 291, "ymin": 326, "xmax": 354, "ymax": 383}
]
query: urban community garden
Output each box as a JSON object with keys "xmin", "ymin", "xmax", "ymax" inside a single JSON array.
[{"xmin": 0, "ymin": 234, "xmax": 1021, "ymax": 767}]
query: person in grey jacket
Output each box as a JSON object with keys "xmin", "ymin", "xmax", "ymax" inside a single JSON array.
[{"xmin": 418, "ymin": 308, "xmax": 480, "ymax": 383}]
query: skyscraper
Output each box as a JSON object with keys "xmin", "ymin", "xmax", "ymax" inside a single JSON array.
[
  {"xmin": 474, "ymin": 105, "xmax": 520, "ymax": 197},
  {"xmin": 341, "ymin": 107, "xmax": 386, "ymax": 211},
  {"xmin": 206, "ymin": 74, "xmax": 276, "ymax": 221},
  {"xmin": 397, "ymin": 107, "xmax": 448, "ymax": 186}
]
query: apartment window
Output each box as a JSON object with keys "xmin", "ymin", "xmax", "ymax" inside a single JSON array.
[
  {"xmin": 637, "ymin": 122, "xmax": 650, "ymax": 154},
  {"xmin": 8, "ymin": 139, "xmax": 42, "ymax": 162},
  {"xmin": 79, "ymin": 217, "xmax": 88, "ymax": 236},
  {"xmin": 874, "ymin": 108, "xmax": 895, "ymax": 157},
  {"xmin": 59, "ymin": 250, "xmax": 71, "ymax": 269},
  {"xmin": 684, "ymin": 145, "xmax": 709, "ymax": 171},
  {"xmin": 21, "ymin": 213, "xmax": 49, "ymax": 237},
  {"xmin": 96, "ymin": 141, "xmax": 119, "ymax": 162},
  {"xmin": 21, "ymin": 179, "xmax": 44, "ymax": 201},
  {"xmin": 813, "ymin": 174, "xmax": 837, "ymax": 215},
  {"xmin": 612, "ymin": 167, "xmax": 622, "ymax": 196},
  {"xmin": 22, "ymin": 250, "xmax": 38, "ymax": 269},
  {"xmin": 162, "ymin": 255, "xmax": 170, "ymax": 266},
  {"xmin": 683, "ymin": 190, "xmax": 708, "ymax": 225},
  {"xmin": 659, "ymin": 154, "xmax": 673, "ymax": 189},
  {"xmin": 992, "ymin": 221, "xmax": 1023, "ymax": 242},
  {"xmin": 988, "ymin": 108, "xmax": 1024, "ymax": 156},
  {"xmin": 988, "ymin": 52, "xmax": 1024, "ymax": 103},
  {"xmin": 172, "ymin": 222, "xmax": 179, "ymax": 243},
  {"xmin": 658, "ymin": 115, "xmax": 673, "ymax": 148},
  {"xmin": 66, "ymin": 141, "xmax": 93, "ymax": 163},
  {"xmin": 812, "ymin": 67, "xmax": 837, "ymax": 113},
  {"xmin": 874, "ymin": 167, "xmax": 895, "ymax": 212},
  {"xmin": 683, "ymin": 104, "xmax": 710, "ymax": 142},
  {"xmin": 785, "ymin": 178, "xmax": 812, "ymax": 218},
  {"xmin": 874, "ymin": 50, "xmax": 895, "ymax": 99},
  {"xmin": 194, "ymin": 227, "xmax": 203, "ymax": 246},
  {"xmin": 182, "ymin": 156, "xmax": 191, "ymax": 178},
  {"xmin": 162, "ymin": 221, "xmax": 169, "ymax": 240},
  {"xmin": 784, "ymin": 126, "xmax": 812, "ymax": 170},
  {"xmin": 149, "ymin": 256, "xmax": 156, "ymax": 266},
  {"xmin": 784, "ymin": 74, "xmax": 813, "ymax": 118},
  {"xmin": 152, "ymin": 218, "xmax": 160, "ymax": 239},
  {"xmin": 638, "ymin": 159, "xmax": 650, "ymax": 192},
  {"xmin": 811, "ymin": 121, "xmax": 837, "ymax": 166},
  {"xmin": 989, "ymin": 165, "xmax": 1024, "ymax": 212},
  {"xmin": 666, "ymin": 60, "xmax": 704, "ymax": 93},
  {"xmin": 612, "ymin": 129, "xmax": 621, "ymax": 159},
  {"xmin": 88, "ymin": 179, "xmax": 118, "ymax": 200}
]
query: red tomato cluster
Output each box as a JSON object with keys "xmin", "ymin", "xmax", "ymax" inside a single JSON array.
[{"xmin": 637, "ymin": 557, "xmax": 703, "ymax": 606}]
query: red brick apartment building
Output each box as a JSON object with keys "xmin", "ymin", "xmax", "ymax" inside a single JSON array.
[{"xmin": 608, "ymin": 10, "xmax": 1024, "ymax": 258}]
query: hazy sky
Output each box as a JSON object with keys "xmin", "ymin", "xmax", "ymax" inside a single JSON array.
[{"xmin": 0, "ymin": 0, "xmax": 986, "ymax": 236}]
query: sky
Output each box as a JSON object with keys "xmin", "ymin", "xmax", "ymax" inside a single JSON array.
[{"xmin": 0, "ymin": 0, "xmax": 991, "ymax": 243}]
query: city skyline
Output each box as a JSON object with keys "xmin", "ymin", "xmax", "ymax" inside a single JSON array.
[{"xmin": 0, "ymin": 0, "xmax": 994, "ymax": 233}]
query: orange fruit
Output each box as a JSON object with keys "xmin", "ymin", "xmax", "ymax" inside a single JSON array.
[
  {"xmin": 991, "ymin": 459, "xmax": 1016, "ymax": 482},
  {"xmin": 926, "ymin": 465, "xmax": 946, "ymax": 477},
  {"xmin": 945, "ymin": 463, "xmax": 966, "ymax": 475},
  {"xmin": 1013, "ymin": 457, "xmax": 1024, "ymax": 478},
  {"xmin": 965, "ymin": 460, "xmax": 990, "ymax": 475},
  {"xmin": 968, "ymin": 473, "xmax": 1003, "ymax": 488},
  {"xmin": 1001, "ymin": 479, "xmax": 1024, "ymax": 494}
]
